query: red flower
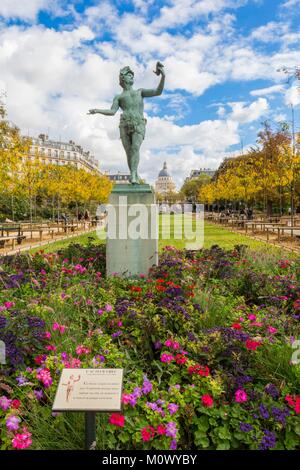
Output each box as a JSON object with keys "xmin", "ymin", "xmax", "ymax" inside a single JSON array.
[
  {"xmin": 11, "ymin": 399, "xmax": 21, "ymax": 409},
  {"xmin": 232, "ymin": 323, "xmax": 242, "ymax": 330},
  {"xmin": 285, "ymin": 395, "xmax": 300, "ymax": 414},
  {"xmin": 188, "ymin": 364, "xmax": 210, "ymax": 377},
  {"xmin": 130, "ymin": 286, "xmax": 142, "ymax": 292},
  {"xmin": 201, "ymin": 394, "xmax": 214, "ymax": 408},
  {"xmin": 156, "ymin": 285, "xmax": 166, "ymax": 292},
  {"xmin": 109, "ymin": 413, "xmax": 125, "ymax": 427},
  {"xmin": 245, "ymin": 339, "xmax": 261, "ymax": 350},
  {"xmin": 141, "ymin": 426, "xmax": 156, "ymax": 441},
  {"xmin": 34, "ymin": 355, "xmax": 45, "ymax": 365},
  {"xmin": 175, "ymin": 354, "xmax": 187, "ymax": 365},
  {"xmin": 156, "ymin": 425, "xmax": 166, "ymax": 435}
]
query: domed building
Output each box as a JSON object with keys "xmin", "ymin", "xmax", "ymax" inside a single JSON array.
[{"xmin": 155, "ymin": 161, "xmax": 176, "ymax": 195}]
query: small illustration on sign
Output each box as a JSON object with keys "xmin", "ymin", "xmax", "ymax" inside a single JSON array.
[{"xmin": 62, "ymin": 374, "xmax": 81, "ymax": 402}]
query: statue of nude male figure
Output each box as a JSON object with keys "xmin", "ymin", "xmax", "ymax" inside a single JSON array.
[{"xmin": 88, "ymin": 62, "xmax": 165, "ymax": 184}]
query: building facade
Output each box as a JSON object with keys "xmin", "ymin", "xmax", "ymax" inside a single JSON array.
[
  {"xmin": 107, "ymin": 172, "xmax": 131, "ymax": 184},
  {"xmin": 27, "ymin": 134, "xmax": 100, "ymax": 173},
  {"xmin": 185, "ymin": 168, "xmax": 215, "ymax": 182},
  {"xmin": 155, "ymin": 162, "xmax": 176, "ymax": 194}
]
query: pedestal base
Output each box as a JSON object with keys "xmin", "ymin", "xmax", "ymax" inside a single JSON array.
[{"xmin": 106, "ymin": 184, "xmax": 158, "ymax": 277}]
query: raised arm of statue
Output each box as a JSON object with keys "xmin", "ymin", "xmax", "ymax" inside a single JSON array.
[
  {"xmin": 88, "ymin": 96, "xmax": 119, "ymax": 116},
  {"xmin": 141, "ymin": 62, "xmax": 165, "ymax": 98}
]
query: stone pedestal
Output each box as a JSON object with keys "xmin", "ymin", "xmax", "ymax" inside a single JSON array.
[{"xmin": 106, "ymin": 184, "xmax": 158, "ymax": 277}]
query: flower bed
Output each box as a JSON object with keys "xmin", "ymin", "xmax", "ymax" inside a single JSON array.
[{"xmin": 0, "ymin": 242, "xmax": 300, "ymax": 450}]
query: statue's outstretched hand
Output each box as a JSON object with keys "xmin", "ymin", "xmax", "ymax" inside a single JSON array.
[
  {"xmin": 87, "ymin": 109, "xmax": 98, "ymax": 115},
  {"xmin": 153, "ymin": 61, "xmax": 165, "ymax": 77}
]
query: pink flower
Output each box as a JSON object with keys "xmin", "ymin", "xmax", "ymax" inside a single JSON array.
[
  {"xmin": 6, "ymin": 415, "xmax": 20, "ymax": 432},
  {"xmin": 248, "ymin": 314, "xmax": 256, "ymax": 321},
  {"xmin": 201, "ymin": 394, "xmax": 214, "ymax": 407},
  {"xmin": 97, "ymin": 309, "xmax": 104, "ymax": 315},
  {"xmin": 235, "ymin": 389, "xmax": 248, "ymax": 403},
  {"xmin": 109, "ymin": 413, "xmax": 125, "ymax": 427},
  {"xmin": 52, "ymin": 323, "xmax": 67, "ymax": 334},
  {"xmin": 160, "ymin": 353, "xmax": 174, "ymax": 363},
  {"xmin": 64, "ymin": 358, "xmax": 81, "ymax": 368},
  {"xmin": 44, "ymin": 331, "xmax": 51, "ymax": 340},
  {"xmin": 105, "ymin": 304, "xmax": 113, "ymax": 312},
  {"xmin": 2, "ymin": 301, "xmax": 15, "ymax": 310},
  {"xmin": 86, "ymin": 299, "xmax": 93, "ymax": 305},
  {"xmin": 45, "ymin": 345, "xmax": 56, "ymax": 351},
  {"xmin": 12, "ymin": 428, "xmax": 32, "ymax": 450},
  {"xmin": 0, "ymin": 396, "xmax": 11, "ymax": 411},
  {"xmin": 37, "ymin": 369, "xmax": 52, "ymax": 388},
  {"xmin": 267, "ymin": 326, "xmax": 277, "ymax": 334},
  {"xmin": 165, "ymin": 339, "xmax": 173, "ymax": 347},
  {"xmin": 75, "ymin": 345, "xmax": 90, "ymax": 355},
  {"xmin": 122, "ymin": 394, "xmax": 131, "ymax": 404}
]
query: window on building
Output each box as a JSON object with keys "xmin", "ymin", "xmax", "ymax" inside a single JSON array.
[
  {"xmin": 55, "ymin": 150, "xmax": 58, "ymax": 158},
  {"xmin": 48, "ymin": 149, "xmax": 51, "ymax": 157}
]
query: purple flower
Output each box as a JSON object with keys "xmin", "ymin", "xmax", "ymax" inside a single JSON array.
[
  {"xmin": 259, "ymin": 403, "xmax": 269, "ymax": 419},
  {"xmin": 142, "ymin": 377, "xmax": 153, "ymax": 395},
  {"xmin": 6, "ymin": 415, "xmax": 20, "ymax": 431},
  {"xmin": 61, "ymin": 352, "xmax": 68, "ymax": 361},
  {"xmin": 34, "ymin": 390, "xmax": 44, "ymax": 401},
  {"xmin": 111, "ymin": 331, "xmax": 122, "ymax": 338},
  {"xmin": 129, "ymin": 395, "xmax": 137, "ymax": 407},
  {"xmin": 146, "ymin": 402, "xmax": 158, "ymax": 411},
  {"xmin": 167, "ymin": 403, "xmax": 179, "ymax": 415},
  {"xmin": 240, "ymin": 422, "xmax": 253, "ymax": 432},
  {"xmin": 0, "ymin": 396, "xmax": 11, "ymax": 411},
  {"xmin": 271, "ymin": 407, "xmax": 290, "ymax": 425},
  {"xmin": 170, "ymin": 439, "xmax": 177, "ymax": 450},
  {"xmin": 259, "ymin": 430, "xmax": 276, "ymax": 450},
  {"xmin": 166, "ymin": 422, "xmax": 177, "ymax": 438},
  {"xmin": 265, "ymin": 384, "xmax": 279, "ymax": 399},
  {"xmin": 15, "ymin": 375, "xmax": 28, "ymax": 385},
  {"xmin": 132, "ymin": 387, "xmax": 142, "ymax": 399}
]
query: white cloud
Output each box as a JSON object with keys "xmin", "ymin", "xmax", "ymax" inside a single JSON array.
[
  {"xmin": 281, "ymin": 0, "xmax": 300, "ymax": 8},
  {"xmin": 251, "ymin": 22, "xmax": 289, "ymax": 42},
  {"xmin": 152, "ymin": 0, "xmax": 245, "ymax": 30},
  {"xmin": 285, "ymin": 84, "xmax": 300, "ymax": 107},
  {"xmin": 0, "ymin": 0, "xmax": 48, "ymax": 21},
  {"xmin": 274, "ymin": 113, "xmax": 287, "ymax": 122},
  {"xmin": 229, "ymin": 98, "xmax": 269, "ymax": 124},
  {"xmin": 250, "ymin": 84, "xmax": 285, "ymax": 96}
]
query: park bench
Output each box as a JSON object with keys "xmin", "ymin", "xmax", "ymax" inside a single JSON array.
[{"xmin": 0, "ymin": 235, "xmax": 26, "ymax": 250}]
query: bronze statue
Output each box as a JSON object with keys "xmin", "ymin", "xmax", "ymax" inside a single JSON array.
[{"xmin": 88, "ymin": 62, "xmax": 165, "ymax": 184}]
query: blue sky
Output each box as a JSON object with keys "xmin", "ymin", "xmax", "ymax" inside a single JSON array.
[{"xmin": 0, "ymin": 0, "xmax": 299, "ymax": 186}]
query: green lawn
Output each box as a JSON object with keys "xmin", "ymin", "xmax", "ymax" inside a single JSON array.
[{"xmin": 29, "ymin": 218, "xmax": 277, "ymax": 254}]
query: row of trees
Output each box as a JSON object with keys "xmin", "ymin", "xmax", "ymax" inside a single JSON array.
[
  {"xmin": 198, "ymin": 122, "xmax": 300, "ymax": 215},
  {"xmin": 0, "ymin": 101, "xmax": 112, "ymax": 221}
]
